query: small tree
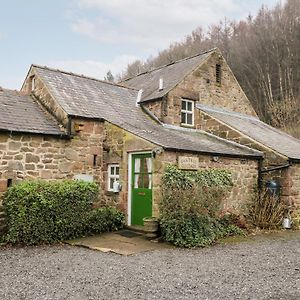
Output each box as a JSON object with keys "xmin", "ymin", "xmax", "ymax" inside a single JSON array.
[{"xmin": 104, "ymin": 70, "xmax": 114, "ymax": 82}]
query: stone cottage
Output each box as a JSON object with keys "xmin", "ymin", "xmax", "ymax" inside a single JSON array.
[{"xmin": 0, "ymin": 48, "xmax": 299, "ymax": 227}]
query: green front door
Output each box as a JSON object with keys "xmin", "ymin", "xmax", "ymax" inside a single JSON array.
[{"xmin": 131, "ymin": 153, "xmax": 153, "ymax": 225}]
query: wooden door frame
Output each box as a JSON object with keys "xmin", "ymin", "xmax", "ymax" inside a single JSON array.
[{"xmin": 127, "ymin": 151, "xmax": 152, "ymax": 226}]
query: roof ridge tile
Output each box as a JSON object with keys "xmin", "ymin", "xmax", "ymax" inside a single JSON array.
[{"xmin": 31, "ymin": 64, "xmax": 139, "ymax": 91}]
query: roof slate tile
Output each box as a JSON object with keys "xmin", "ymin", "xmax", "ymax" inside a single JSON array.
[
  {"xmin": 197, "ymin": 103, "xmax": 300, "ymax": 160},
  {"xmin": 0, "ymin": 89, "xmax": 66, "ymax": 136},
  {"xmin": 33, "ymin": 65, "xmax": 262, "ymax": 158}
]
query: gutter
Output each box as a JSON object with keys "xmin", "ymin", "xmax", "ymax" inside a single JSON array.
[
  {"xmin": 163, "ymin": 146, "xmax": 263, "ymax": 160},
  {"xmin": 0, "ymin": 128, "xmax": 69, "ymax": 139},
  {"xmin": 289, "ymin": 158, "xmax": 300, "ymax": 164},
  {"xmin": 260, "ymin": 163, "xmax": 290, "ymax": 174},
  {"xmin": 258, "ymin": 162, "xmax": 291, "ymax": 193}
]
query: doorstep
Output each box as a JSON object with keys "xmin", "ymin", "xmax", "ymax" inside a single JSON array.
[{"xmin": 65, "ymin": 229, "xmax": 172, "ymax": 256}]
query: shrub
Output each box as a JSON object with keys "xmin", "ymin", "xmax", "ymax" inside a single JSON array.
[
  {"xmin": 159, "ymin": 166, "xmax": 243, "ymax": 248},
  {"xmin": 3, "ymin": 180, "xmax": 124, "ymax": 245},
  {"xmin": 247, "ymin": 188, "xmax": 287, "ymax": 229},
  {"xmin": 86, "ymin": 207, "xmax": 124, "ymax": 233}
]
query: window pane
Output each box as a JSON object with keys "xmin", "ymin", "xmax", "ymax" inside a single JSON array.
[
  {"xmin": 116, "ymin": 167, "xmax": 119, "ymax": 175},
  {"xmin": 187, "ymin": 113, "xmax": 193, "ymax": 125},
  {"xmin": 181, "ymin": 100, "xmax": 186, "ymax": 110},
  {"xmin": 134, "ymin": 158, "xmax": 141, "ymax": 173},
  {"xmin": 143, "ymin": 174, "xmax": 149, "ymax": 189},
  {"xmin": 181, "ymin": 112, "xmax": 186, "ymax": 124},
  {"xmin": 110, "ymin": 178, "xmax": 114, "ymax": 190},
  {"xmin": 145, "ymin": 157, "xmax": 152, "ymax": 173},
  {"xmin": 143, "ymin": 174, "xmax": 152, "ymax": 189},
  {"xmin": 110, "ymin": 166, "xmax": 115, "ymax": 175},
  {"xmin": 134, "ymin": 174, "xmax": 143, "ymax": 188},
  {"xmin": 187, "ymin": 101, "xmax": 192, "ymax": 111}
]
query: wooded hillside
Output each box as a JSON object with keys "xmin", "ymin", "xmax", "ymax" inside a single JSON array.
[{"xmin": 119, "ymin": 0, "xmax": 300, "ymax": 138}]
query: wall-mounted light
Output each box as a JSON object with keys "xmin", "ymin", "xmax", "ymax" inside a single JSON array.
[
  {"xmin": 212, "ymin": 156, "xmax": 219, "ymax": 162},
  {"xmin": 152, "ymin": 147, "xmax": 163, "ymax": 158}
]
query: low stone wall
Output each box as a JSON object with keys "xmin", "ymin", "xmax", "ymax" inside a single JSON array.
[{"xmin": 0, "ymin": 119, "xmax": 104, "ymax": 204}]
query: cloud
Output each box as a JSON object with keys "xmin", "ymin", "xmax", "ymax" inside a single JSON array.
[
  {"xmin": 69, "ymin": 0, "xmax": 244, "ymax": 52},
  {"xmin": 47, "ymin": 54, "xmax": 139, "ymax": 80}
]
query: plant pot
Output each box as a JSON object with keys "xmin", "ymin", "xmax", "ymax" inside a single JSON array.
[{"xmin": 143, "ymin": 217, "xmax": 159, "ymax": 237}]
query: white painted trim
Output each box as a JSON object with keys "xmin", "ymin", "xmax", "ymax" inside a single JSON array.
[
  {"xmin": 127, "ymin": 151, "xmax": 152, "ymax": 226},
  {"xmin": 107, "ymin": 164, "xmax": 120, "ymax": 192},
  {"xmin": 127, "ymin": 153, "xmax": 132, "ymax": 226},
  {"xmin": 181, "ymin": 98, "xmax": 195, "ymax": 126}
]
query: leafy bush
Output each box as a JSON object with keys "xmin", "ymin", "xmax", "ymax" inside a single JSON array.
[
  {"xmin": 247, "ymin": 188, "xmax": 287, "ymax": 229},
  {"xmin": 163, "ymin": 165, "xmax": 232, "ymax": 189},
  {"xmin": 3, "ymin": 180, "xmax": 124, "ymax": 245},
  {"xmin": 159, "ymin": 166, "xmax": 243, "ymax": 248},
  {"xmin": 86, "ymin": 207, "xmax": 124, "ymax": 233}
]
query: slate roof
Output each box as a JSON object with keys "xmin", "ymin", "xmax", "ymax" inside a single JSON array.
[
  {"xmin": 32, "ymin": 65, "xmax": 262, "ymax": 158},
  {"xmin": 121, "ymin": 49, "xmax": 215, "ymax": 102},
  {"xmin": 197, "ymin": 103, "xmax": 300, "ymax": 160},
  {"xmin": 0, "ymin": 88, "xmax": 66, "ymax": 136}
]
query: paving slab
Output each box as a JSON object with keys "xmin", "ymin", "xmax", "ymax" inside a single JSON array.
[{"xmin": 66, "ymin": 230, "xmax": 172, "ymax": 255}]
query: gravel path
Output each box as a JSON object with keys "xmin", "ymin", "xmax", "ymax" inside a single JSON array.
[{"xmin": 0, "ymin": 234, "xmax": 300, "ymax": 300}]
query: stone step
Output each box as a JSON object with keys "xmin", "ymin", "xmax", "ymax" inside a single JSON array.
[{"xmin": 125, "ymin": 225, "xmax": 147, "ymax": 234}]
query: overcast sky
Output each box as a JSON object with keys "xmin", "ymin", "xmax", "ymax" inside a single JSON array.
[{"xmin": 0, "ymin": 0, "xmax": 282, "ymax": 89}]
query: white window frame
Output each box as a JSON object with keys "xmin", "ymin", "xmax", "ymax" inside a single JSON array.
[
  {"xmin": 181, "ymin": 99, "xmax": 194, "ymax": 126},
  {"xmin": 107, "ymin": 164, "xmax": 120, "ymax": 191}
]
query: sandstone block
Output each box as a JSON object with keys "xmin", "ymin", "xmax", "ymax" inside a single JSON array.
[
  {"xmin": 59, "ymin": 162, "xmax": 73, "ymax": 173},
  {"xmin": 0, "ymin": 180, "xmax": 7, "ymax": 192},
  {"xmin": 65, "ymin": 149, "xmax": 79, "ymax": 161},
  {"xmin": 8, "ymin": 141, "xmax": 21, "ymax": 151},
  {"xmin": 8, "ymin": 161, "xmax": 24, "ymax": 171},
  {"xmin": 41, "ymin": 170, "xmax": 52, "ymax": 179},
  {"xmin": 26, "ymin": 153, "xmax": 40, "ymax": 163}
]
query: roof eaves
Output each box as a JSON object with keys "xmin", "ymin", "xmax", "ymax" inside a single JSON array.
[
  {"xmin": 163, "ymin": 124, "xmax": 263, "ymax": 157},
  {"xmin": 0, "ymin": 128, "xmax": 69, "ymax": 139},
  {"xmin": 163, "ymin": 146, "xmax": 262, "ymax": 159},
  {"xmin": 196, "ymin": 108, "xmax": 287, "ymax": 159}
]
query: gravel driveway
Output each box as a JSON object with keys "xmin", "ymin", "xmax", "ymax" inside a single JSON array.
[{"xmin": 0, "ymin": 233, "xmax": 300, "ymax": 300}]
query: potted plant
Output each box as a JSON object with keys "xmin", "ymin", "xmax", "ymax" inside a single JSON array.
[{"xmin": 143, "ymin": 216, "xmax": 159, "ymax": 237}]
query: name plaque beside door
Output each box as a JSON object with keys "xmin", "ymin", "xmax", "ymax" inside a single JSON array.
[{"xmin": 178, "ymin": 156, "xmax": 199, "ymax": 170}]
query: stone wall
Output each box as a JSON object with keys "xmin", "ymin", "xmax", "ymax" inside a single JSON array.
[
  {"xmin": 102, "ymin": 122, "xmax": 158, "ymax": 216},
  {"xmin": 290, "ymin": 164, "xmax": 300, "ymax": 209},
  {"xmin": 0, "ymin": 119, "xmax": 104, "ymax": 203},
  {"xmin": 153, "ymin": 151, "xmax": 259, "ymax": 216},
  {"xmin": 103, "ymin": 123, "xmax": 259, "ymax": 220},
  {"xmin": 22, "ymin": 68, "xmax": 69, "ymax": 126},
  {"xmin": 198, "ymin": 110, "xmax": 287, "ymax": 166},
  {"xmin": 144, "ymin": 50, "xmax": 257, "ymax": 126},
  {"xmin": 282, "ymin": 163, "xmax": 300, "ymax": 209}
]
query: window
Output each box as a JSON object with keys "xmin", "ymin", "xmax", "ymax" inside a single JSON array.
[
  {"xmin": 31, "ymin": 76, "xmax": 36, "ymax": 92},
  {"xmin": 133, "ymin": 156, "xmax": 152, "ymax": 189},
  {"xmin": 93, "ymin": 155, "xmax": 97, "ymax": 167},
  {"xmin": 216, "ymin": 64, "xmax": 222, "ymax": 84},
  {"xmin": 181, "ymin": 99, "xmax": 194, "ymax": 126},
  {"xmin": 108, "ymin": 164, "xmax": 120, "ymax": 191}
]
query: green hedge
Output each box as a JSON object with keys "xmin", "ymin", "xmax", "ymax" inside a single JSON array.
[
  {"xmin": 160, "ymin": 166, "xmax": 243, "ymax": 248},
  {"xmin": 3, "ymin": 180, "xmax": 124, "ymax": 245}
]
